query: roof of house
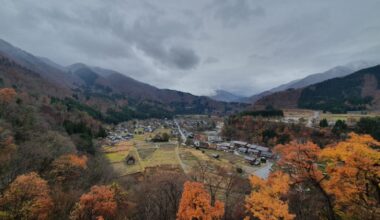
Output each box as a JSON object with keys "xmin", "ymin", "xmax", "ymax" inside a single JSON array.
[
  {"xmin": 231, "ymin": 141, "xmax": 248, "ymax": 146},
  {"xmin": 248, "ymin": 144, "xmax": 269, "ymax": 152}
]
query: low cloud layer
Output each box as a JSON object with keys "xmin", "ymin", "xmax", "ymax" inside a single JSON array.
[{"xmin": 0, "ymin": 0, "xmax": 380, "ymax": 96}]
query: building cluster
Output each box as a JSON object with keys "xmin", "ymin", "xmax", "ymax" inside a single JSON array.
[
  {"xmin": 175, "ymin": 116, "xmax": 217, "ymax": 133},
  {"xmin": 106, "ymin": 118, "xmax": 178, "ymax": 145},
  {"xmin": 217, "ymin": 141, "xmax": 272, "ymax": 158}
]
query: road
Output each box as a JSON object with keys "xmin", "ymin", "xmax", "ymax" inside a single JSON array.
[
  {"xmin": 175, "ymin": 146, "xmax": 190, "ymax": 174},
  {"xmin": 242, "ymin": 161, "xmax": 273, "ymax": 179},
  {"xmin": 174, "ymin": 119, "xmax": 187, "ymax": 143}
]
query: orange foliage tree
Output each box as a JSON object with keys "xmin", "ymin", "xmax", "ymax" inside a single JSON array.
[
  {"xmin": 274, "ymin": 133, "xmax": 380, "ymax": 219},
  {"xmin": 0, "ymin": 88, "xmax": 16, "ymax": 104},
  {"xmin": 0, "ymin": 172, "xmax": 53, "ymax": 220},
  {"xmin": 50, "ymin": 154, "xmax": 88, "ymax": 183},
  {"xmin": 177, "ymin": 181, "xmax": 224, "ymax": 220},
  {"xmin": 245, "ymin": 171, "xmax": 295, "ymax": 220},
  {"xmin": 274, "ymin": 140, "xmax": 336, "ymax": 220},
  {"xmin": 320, "ymin": 133, "xmax": 380, "ymax": 219},
  {"xmin": 70, "ymin": 184, "xmax": 128, "ymax": 220}
]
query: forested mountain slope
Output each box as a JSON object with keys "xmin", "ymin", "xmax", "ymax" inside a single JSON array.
[{"xmin": 254, "ymin": 65, "xmax": 380, "ymax": 113}]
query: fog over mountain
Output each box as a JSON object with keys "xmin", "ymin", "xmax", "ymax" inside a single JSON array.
[{"xmin": 0, "ymin": 0, "xmax": 380, "ymax": 96}]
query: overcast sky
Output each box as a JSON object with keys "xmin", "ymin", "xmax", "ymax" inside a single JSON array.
[{"xmin": 1, "ymin": 0, "xmax": 380, "ymax": 96}]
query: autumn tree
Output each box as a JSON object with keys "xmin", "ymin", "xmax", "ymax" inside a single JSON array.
[
  {"xmin": 320, "ymin": 133, "xmax": 380, "ymax": 219},
  {"xmin": 50, "ymin": 154, "xmax": 88, "ymax": 184},
  {"xmin": 274, "ymin": 141, "xmax": 336, "ymax": 220},
  {"xmin": 0, "ymin": 127, "xmax": 16, "ymax": 188},
  {"xmin": 70, "ymin": 184, "xmax": 128, "ymax": 220},
  {"xmin": 0, "ymin": 172, "xmax": 53, "ymax": 220},
  {"xmin": 0, "ymin": 88, "xmax": 16, "ymax": 116},
  {"xmin": 0, "ymin": 88, "xmax": 16, "ymax": 104},
  {"xmin": 134, "ymin": 170, "xmax": 186, "ymax": 220},
  {"xmin": 177, "ymin": 181, "xmax": 224, "ymax": 220},
  {"xmin": 245, "ymin": 171, "xmax": 295, "ymax": 220}
]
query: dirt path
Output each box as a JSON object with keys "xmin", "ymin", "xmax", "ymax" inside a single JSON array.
[{"xmin": 175, "ymin": 145, "xmax": 190, "ymax": 174}]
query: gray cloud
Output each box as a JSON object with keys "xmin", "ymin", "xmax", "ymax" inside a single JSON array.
[
  {"xmin": 210, "ymin": 0, "xmax": 265, "ymax": 27},
  {"xmin": 167, "ymin": 46, "xmax": 200, "ymax": 69},
  {"xmin": 204, "ymin": 56, "xmax": 219, "ymax": 64},
  {"xmin": 0, "ymin": 0, "xmax": 379, "ymax": 96}
]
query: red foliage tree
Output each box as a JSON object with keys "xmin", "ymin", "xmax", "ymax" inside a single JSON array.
[{"xmin": 70, "ymin": 184, "xmax": 127, "ymax": 220}]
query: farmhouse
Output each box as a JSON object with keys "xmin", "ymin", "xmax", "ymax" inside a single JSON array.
[
  {"xmin": 125, "ymin": 155, "xmax": 136, "ymax": 165},
  {"xmin": 216, "ymin": 142, "xmax": 231, "ymax": 151},
  {"xmin": 231, "ymin": 141, "xmax": 248, "ymax": 148}
]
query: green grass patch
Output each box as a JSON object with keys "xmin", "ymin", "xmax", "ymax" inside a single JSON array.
[
  {"xmin": 105, "ymin": 151, "xmax": 129, "ymax": 163},
  {"xmin": 137, "ymin": 148, "xmax": 157, "ymax": 159},
  {"xmin": 143, "ymin": 148, "xmax": 178, "ymax": 167}
]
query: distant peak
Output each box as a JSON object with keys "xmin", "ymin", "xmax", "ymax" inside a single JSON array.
[{"xmin": 66, "ymin": 63, "xmax": 89, "ymax": 71}]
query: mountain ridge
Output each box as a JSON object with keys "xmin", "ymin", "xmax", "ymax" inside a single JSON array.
[
  {"xmin": 254, "ymin": 64, "xmax": 380, "ymax": 113},
  {"xmin": 0, "ymin": 38, "xmax": 247, "ymax": 122},
  {"xmin": 248, "ymin": 61, "xmax": 376, "ymax": 103},
  {"xmin": 209, "ymin": 89, "xmax": 248, "ymax": 103}
]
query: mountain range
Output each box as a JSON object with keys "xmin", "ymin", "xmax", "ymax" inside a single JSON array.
[
  {"xmin": 209, "ymin": 90, "xmax": 248, "ymax": 103},
  {"xmin": 0, "ymin": 39, "xmax": 247, "ymax": 123},
  {"xmin": 2, "ymin": 38, "xmax": 379, "ymax": 117}
]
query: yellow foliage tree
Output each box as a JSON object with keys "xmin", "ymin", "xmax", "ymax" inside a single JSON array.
[
  {"xmin": 320, "ymin": 133, "xmax": 380, "ymax": 219},
  {"xmin": 177, "ymin": 181, "xmax": 224, "ymax": 220},
  {"xmin": 245, "ymin": 171, "xmax": 295, "ymax": 220}
]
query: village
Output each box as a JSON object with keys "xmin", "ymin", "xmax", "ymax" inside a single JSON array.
[
  {"xmin": 102, "ymin": 109, "xmax": 380, "ymax": 181},
  {"xmin": 102, "ymin": 115, "xmax": 274, "ymax": 179}
]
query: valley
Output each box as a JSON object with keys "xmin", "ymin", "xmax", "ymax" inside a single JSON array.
[{"xmin": 0, "ymin": 3, "xmax": 380, "ymax": 218}]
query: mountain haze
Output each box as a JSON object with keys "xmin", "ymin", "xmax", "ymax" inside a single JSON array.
[
  {"xmin": 209, "ymin": 90, "xmax": 248, "ymax": 103},
  {"xmin": 0, "ymin": 39, "xmax": 247, "ymax": 122}
]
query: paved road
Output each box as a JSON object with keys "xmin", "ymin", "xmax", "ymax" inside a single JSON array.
[
  {"xmin": 242, "ymin": 161, "xmax": 273, "ymax": 179},
  {"xmin": 174, "ymin": 119, "xmax": 187, "ymax": 143},
  {"xmin": 253, "ymin": 162, "xmax": 273, "ymax": 179}
]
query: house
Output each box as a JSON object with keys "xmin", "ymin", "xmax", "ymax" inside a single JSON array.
[
  {"xmin": 237, "ymin": 147, "xmax": 248, "ymax": 154},
  {"xmin": 216, "ymin": 142, "xmax": 231, "ymax": 151},
  {"xmin": 125, "ymin": 155, "xmax": 136, "ymax": 165},
  {"xmin": 217, "ymin": 146, "xmax": 229, "ymax": 151},
  {"xmin": 231, "ymin": 141, "xmax": 248, "ymax": 148},
  {"xmin": 244, "ymin": 156, "xmax": 259, "ymax": 165},
  {"xmin": 261, "ymin": 151, "xmax": 273, "ymax": 158},
  {"xmin": 205, "ymin": 131, "xmax": 222, "ymax": 143},
  {"xmin": 247, "ymin": 148, "xmax": 259, "ymax": 154},
  {"xmin": 248, "ymin": 144, "xmax": 269, "ymax": 152}
]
